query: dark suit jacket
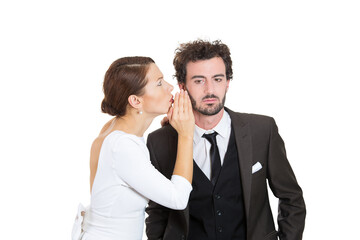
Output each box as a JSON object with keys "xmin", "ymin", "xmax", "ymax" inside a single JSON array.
[{"xmin": 145, "ymin": 108, "xmax": 306, "ymax": 240}]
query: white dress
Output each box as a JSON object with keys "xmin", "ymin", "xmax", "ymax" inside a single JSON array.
[{"xmin": 73, "ymin": 130, "xmax": 192, "ymax": 240}]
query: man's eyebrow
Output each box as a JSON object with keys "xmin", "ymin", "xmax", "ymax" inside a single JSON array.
[
  {"xmin": 212, "ymin": 74, "xmax": 225, "ymax": 78},
  {"xmin": 191, "ymin": 75, "xmax": 206, "ymax": 79},
  {"xmin": 190, "ymin": 74, "xmax": 225, "ymax": 80}
]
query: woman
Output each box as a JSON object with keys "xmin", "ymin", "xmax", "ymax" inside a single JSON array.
[{"xmin": 72, "ymin": 57, "xmax": 194, "ymax": 240}]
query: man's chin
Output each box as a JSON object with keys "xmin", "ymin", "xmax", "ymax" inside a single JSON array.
[{"xmin": 196, "ymin": 104, "xmax": 224, "ymax": 116}]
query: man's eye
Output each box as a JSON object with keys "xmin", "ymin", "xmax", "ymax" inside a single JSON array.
[
  {"xmin": 194, "ymin": 80, "xmax": 204, "ymax": 84},
  {"xmin": 215, "ymin": 78, "xmax": 222, "ymax": 82}
]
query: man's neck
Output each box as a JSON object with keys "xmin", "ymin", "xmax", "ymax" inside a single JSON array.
[{"xmin": 194, "ymin": 108, "xmax": 225, "ymax": 130}]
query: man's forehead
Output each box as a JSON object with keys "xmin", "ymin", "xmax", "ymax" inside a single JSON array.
[{"xmin": 186, "ymin": 58, "xmax": 225, "ymax": 73}]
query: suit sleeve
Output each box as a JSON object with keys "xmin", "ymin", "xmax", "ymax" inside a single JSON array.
[
  {"xmin": 267, "ymin": 118, "xmax": 306, "ymax": 240},
  {"xmin": 145, "ymin": 133, "xmax": 171, "ymax": 240}
]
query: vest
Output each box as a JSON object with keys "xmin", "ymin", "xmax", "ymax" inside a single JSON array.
[{"xmin": 188, "ymin": 127, "xmax": 246, "ymax": 240}]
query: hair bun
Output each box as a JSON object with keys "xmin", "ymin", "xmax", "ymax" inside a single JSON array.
[{"xmin": 101, "ymin": 99, "xmax": 118, "ymax": 116}]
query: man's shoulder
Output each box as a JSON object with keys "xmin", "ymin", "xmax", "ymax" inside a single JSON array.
[
  {"xmin": 225, "ymin": 108, "xmax": 274, "ymax": 125},
  {"xmin": 148, "ymin": 124, "xmax": 177, "ymax": 140},
  {"xmin": 226, "ymin": 109, "xmax": 277, "ymax": 138}
]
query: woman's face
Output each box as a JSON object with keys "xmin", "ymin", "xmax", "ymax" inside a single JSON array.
[{"xmin": 141, "ymin": 63, "xmax": 174, "ymax": 115}]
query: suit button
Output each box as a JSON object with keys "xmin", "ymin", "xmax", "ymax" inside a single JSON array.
[
  {"xmin": 216, "ymin": 210, "xmax": 222, "ymax": 216},
  {"xmin": 214, "ymin": 194, "xmax": 221, "ymax": 199},
  {"xmin": 181, "ymin": 235, "xmax": 185, "ymax": 240},
  {"xmin": 218, "ymin": 226, "xmax": 223, "ymax": 233}
]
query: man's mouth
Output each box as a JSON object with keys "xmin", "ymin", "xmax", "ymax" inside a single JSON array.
[{"xmin": 202, "ymin": 97, "xmax": 218, "ymax": 103}]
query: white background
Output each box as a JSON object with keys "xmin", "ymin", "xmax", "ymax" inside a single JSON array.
[{"xmin": 1, "ymin": 0, "xmax": 359, "ymax": 239}]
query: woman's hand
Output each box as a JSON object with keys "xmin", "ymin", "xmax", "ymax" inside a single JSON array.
[{"xmin": 167, "ymin": 89, "xmax": 195, "ymax": 138}]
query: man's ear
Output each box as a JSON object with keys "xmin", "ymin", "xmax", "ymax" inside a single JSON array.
[
  {"xmin": 178, "ymin": 83, "xmax": 186, "ymax": 90},
  {"xmin": 226, "ymin": 79, "xmax": 230, "ymax": 92},
  {"xmin": 128, "ymin": 95, "xmax": 142, "ymax": 110}
]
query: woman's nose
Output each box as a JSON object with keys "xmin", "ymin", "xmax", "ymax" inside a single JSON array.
[{"xmin": 168, "ymin": 83, "xmax": 174, "ymax": 92}]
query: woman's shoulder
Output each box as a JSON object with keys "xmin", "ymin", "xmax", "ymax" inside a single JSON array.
[{"xmin": 104, "ymin": 131, "xmax": 145, "ymax": 150}]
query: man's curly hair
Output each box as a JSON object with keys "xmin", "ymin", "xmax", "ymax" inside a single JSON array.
[{"xmin": 173, "ymin": 40, "xmax": 233, "ymax": 84}]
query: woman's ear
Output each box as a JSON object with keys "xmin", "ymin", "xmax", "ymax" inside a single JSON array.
[{"xmin": 128, "ymin": 95, "xmax": 143, "ymax": 110}]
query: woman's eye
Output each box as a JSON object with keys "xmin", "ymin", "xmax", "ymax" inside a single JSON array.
[{"xmin": 157, "ymin": 81, "xmax": 162, "ymax": 86}]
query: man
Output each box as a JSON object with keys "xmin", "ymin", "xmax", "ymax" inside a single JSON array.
[{"xmin": 145, "ymin": 40, "xmax": 306, "ymax": 240}]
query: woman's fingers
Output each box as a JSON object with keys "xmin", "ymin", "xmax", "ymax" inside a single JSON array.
[
  {"xmin": 173, "ymin": 92, "xmax": 179, "ymax": 119},
  {"xmin": 178, "ymin": 89, "xmax": 184, "ymax": 115},
  {"xmin": 185, "ymin": 90, "xmax": 191, "ymax": 115},
  {"xmin": 172, "ymin": 90, "xmax": 193, "ymax": 122},
  {"xmin": 169, "ymin": 90, "xmax": 195, "ymax": 136}
]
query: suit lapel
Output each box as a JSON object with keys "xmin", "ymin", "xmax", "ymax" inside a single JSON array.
[{"xmin": 227, "ymin": 108, "xmax": 253, "ymax": 218}]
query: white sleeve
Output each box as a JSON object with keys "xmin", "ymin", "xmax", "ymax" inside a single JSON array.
[{"xmin": 111, "ymin": 136, "xmax": 192, "ymax": 210}]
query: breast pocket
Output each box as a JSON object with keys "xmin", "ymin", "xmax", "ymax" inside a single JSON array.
[{"xmin": 252, "ymin": 161, "xmax": 265, "ymax": 179}]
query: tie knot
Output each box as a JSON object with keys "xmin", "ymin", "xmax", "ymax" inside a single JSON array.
[{"xmin": 202, "ymin": 131, "xmax": 218, "ymax": 145}]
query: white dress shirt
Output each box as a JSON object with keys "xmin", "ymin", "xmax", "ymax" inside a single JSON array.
[
  {"xmin": 83, "ymin": 130, "xmax": 192, "ymax": 240},
  {"xmin": 193, "ymin": 111, "xmax": 232, "ymax": 179}
]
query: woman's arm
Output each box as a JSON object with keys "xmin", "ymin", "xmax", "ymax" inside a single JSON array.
[
  {"xmin": 112, "ymin": 135, "xmax": 192, "ymax": 210},
  {"xmin": 167, "ymin": 90, "xmax": 194, "ymax": 183}
]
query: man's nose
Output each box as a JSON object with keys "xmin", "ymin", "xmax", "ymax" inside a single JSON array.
[{"xmin": 204, "ymin": 79, "xmax": 214, "ymax": 93}]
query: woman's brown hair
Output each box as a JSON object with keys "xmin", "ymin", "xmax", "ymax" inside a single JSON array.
[{"xmin": 101, "ymin": 56, "xmax": 155, "ymax": 117}]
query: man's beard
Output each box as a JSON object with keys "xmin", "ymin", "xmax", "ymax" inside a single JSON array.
[{"xmin": 187, "ymin": 92, "xmax": 226, "ymax": 116}]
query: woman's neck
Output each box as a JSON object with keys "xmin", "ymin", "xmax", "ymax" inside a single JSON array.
[{"xmin": 113, "ymin": 111, "xmax": 154, "ymax": 137}]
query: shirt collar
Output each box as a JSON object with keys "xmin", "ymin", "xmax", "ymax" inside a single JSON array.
[{"xmin": 194, "ymin": 110, "xmax": 231, "ymax": 144}]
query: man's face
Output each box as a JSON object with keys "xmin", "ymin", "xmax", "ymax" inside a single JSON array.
[{"xmin": 181, "ymin": 57, "xmax": 230, "ymax": 116}]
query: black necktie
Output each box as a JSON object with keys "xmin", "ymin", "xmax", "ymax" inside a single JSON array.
[{"xmin": 202, "ymin": 132, "xmax": 221, "ymax": 185}]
